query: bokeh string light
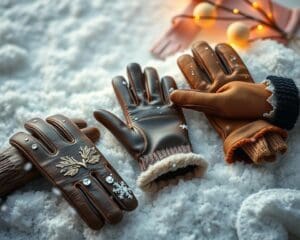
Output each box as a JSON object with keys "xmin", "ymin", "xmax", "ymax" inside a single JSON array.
[{"xmin": 171, "ymin": 0, "xmax": 289, "ymax": 47}]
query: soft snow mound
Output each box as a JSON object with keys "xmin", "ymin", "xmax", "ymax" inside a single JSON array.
[
  {"xmin": 0, "ymin": 0, "xmax": 299, "ymax": 239},
  {"xmin": 237, "ymin": 189, "xmax": 300, "ymax": 240}
]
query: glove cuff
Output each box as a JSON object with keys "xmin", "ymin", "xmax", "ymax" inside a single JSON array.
[
  {"xmin": 263, "ymin": 76, "xmax": 299, "ymax": 130},
  {"xmin": 224, "ymin": 120, "xmax": 287, "ymax": 164},
  {"xmin": 137, "ymin": 145, "xmax": 208, "ymax": 192}
]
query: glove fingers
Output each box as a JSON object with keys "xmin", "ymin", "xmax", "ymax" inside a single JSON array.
[
  {"xmin": 71, "ymin": 118, "xmax": 87, "ymax": 129},
  {"xmin": 144, "ymin": 67, "xmax": 163, "ymax": 103},
  {"xmin": 46, "ymin": 115, "xmax": 82, "ymax": 143},
  {"xmin": 77, "ymin": 177, "xmax": 123, "ymax": 225},
  {"xmin": 170, "ymin": 89, "xmax": 223, "ymax": 115},
  {"xmin": 112, "ymin": 76, "xmax": 136, "ymax": 108},
  {"xmin": 161, "ymin": 76, "xmax": 177, "ymax": 104},
  {"xmin": 81, "ymin": 127, "xmax": 100, "ymax": 143},
  {"xmin": 177, "ymin": 54, "xmax": 210, "ymax": 90},
  {"xmin": 92, "ymin": 169, "xmax": 138, "ymax": 211},
  {"xmin": 66, "ymin": 185, "xmax": 105, "ymax": 230},
  {"xmin": 24, "ymin": 118, "xmax": 66, "ymax": 153},
  {"xmin": 191, "ymin": 41, "xmax": 224, "ymax": 82},
  {"xmin": 127, "ymin": 63, "xmax": 146, "ymax": 103},
  {"xmin": 94, "ymin": 109, "xmax": 143, "ymax": 153},
  {"xmin": 9, "ymin": 132, "xmax": 52, "ymax": 163},
  {"xmin": 215, "ymin": 43, "xmax": 250, "ymax": 77}
]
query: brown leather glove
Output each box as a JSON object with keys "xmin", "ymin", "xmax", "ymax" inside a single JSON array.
[
  {"xmin": 9, "ymin": 115, "xmax": 138, "ymax": 230},
  {"xmin": 94, "ymin": 63, "xmax": 207, "ymax": 192},
  {"xmin": 170, "ymin": 41, "xmax": 288, "ymax": 164},
  {"xmin": 170, "ymin": 81, "xmax": 273, "ymax": 119},
  {"xmin": 0, "ymin": 118, "xmax": 100, "ymax": 197}
]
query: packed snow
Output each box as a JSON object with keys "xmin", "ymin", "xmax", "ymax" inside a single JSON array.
[{"xmin": 0, "ymin": 0, "xmax": 299, "ymax": 239}]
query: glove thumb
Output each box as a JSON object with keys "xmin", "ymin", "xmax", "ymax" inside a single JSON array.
[
  {"xmin": 170, "ymin": 89, "xmax": 222, "ymax": 115},
  {"xmin": 94, "ymin": 109, "xmax": 144, "ymax": 153}
]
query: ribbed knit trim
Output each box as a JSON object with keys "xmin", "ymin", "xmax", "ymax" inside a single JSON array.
[
  {"xmin": 224, "ymin": 120, "xmax": 288, "ymax": 164},
  {"xmin": 138, "ymin": 145, "xmax": 192, "ymax": 171},
  {"xmin": 265, "ymin": 76, "xmax": 299, "ymax": 130}
]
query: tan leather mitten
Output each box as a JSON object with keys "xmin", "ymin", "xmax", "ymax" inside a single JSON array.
[{"xmin": 170, "ymin": 41, "xmax": 288, "ymax": 164}]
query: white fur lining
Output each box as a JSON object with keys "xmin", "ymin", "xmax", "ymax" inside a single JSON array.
[
  {"xmin": 262, "ymin": 79, "xmax": 277, "ymax": 119},
  {"xmin": 137, "ymin": 153, "xmax": 208, "ymax": 192}
]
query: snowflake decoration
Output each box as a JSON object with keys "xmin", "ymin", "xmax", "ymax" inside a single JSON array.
[
  {"xmin": 112, "ymin": 181, "xmax": 133, "ymax": 199},
  {"xmin": 179, "ymin": 124, "xmax": 188, "ymax": 130}
]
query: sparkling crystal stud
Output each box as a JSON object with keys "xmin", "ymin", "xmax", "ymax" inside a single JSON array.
[
  {"xmin": 82, "ymin": 178, "xmax": 91, "ymax": 186},
  {"xmin": 24, "ymin": 137, "xmax": 29, "ymax": 142},
  {"xmin": 23, "ymin": 162, "xmax": 32, "ymax": 171},
  {"xmin": 105, "ymin": 175, "xmax": 114, "ymax": 184},
  {"xmin": 168, "ymin": 87, "xmax": 174, "ymax": 93},
  {"xmin": 31, "ymin": 143, "xmax": 38, "ymax": 150}
]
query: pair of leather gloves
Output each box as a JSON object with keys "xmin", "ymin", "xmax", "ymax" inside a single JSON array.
[{"xmin": 1, "ymin": 41, "xmax": 298, "ymax": 230}]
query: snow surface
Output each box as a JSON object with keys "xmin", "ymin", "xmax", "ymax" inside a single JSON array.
[
  {"xmin": 237, "ymin": 189, "xmax": 300, "ymax": 240},
  {"xmin": 0, "ymin": 0, "xmax": 299, "ymax": 239}
]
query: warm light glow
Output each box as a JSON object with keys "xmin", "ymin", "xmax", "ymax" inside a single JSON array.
[
  {"xmin": 193, "ymin": 2, "xmax": 217, "ymax": 28},
  {"xmin": 257, "ymin": 24, "xmax": 264, "ymax": 31},
  {"xmin": 227, "ymin": 22, "xmax": 250, "ymax": 47},
  {"xmin": 252, "ymin": 1, "xmax": 259, "ymax": 8},
  {"xmin": 194, "ymin": 15, "xmax": 201, "ymax": 22},
  {"xmin": 233, "ymin": 8, "xmax": 239, "ymax": 14},
  {"xmin": 268, "ymin": 13, "xmax": 273, "ymax": 19}
]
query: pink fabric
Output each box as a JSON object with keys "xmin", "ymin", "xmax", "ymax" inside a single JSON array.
[{"xmin": 151, "ymin": 0, "xmax": 300, "ymax": 59}]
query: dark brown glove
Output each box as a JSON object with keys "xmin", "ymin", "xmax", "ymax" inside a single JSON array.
[
  {"xmin": 0, "ymin": 118, "xmax": 100, "ymax": 197},
  {"xmin": 9, "ymin": 115, "xmax": 138, "ymax": 230},
  {"xmin": 94, "ymin": 63, "xmax": 207, "ymax": 192},
  {"xmin": 170, "ymin": 41, "xmax": 288, "ymax": 164}
]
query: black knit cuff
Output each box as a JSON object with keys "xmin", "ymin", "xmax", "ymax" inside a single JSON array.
[{"xmin": 265, "ymin": 75, "xmax": 299, "ymax": 130}]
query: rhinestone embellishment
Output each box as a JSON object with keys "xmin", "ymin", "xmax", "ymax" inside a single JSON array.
[
  {"xmin": 105, "ymin": 175, "xmax": 114, "ymax": 184},
  {"xmin": 24, "ymin": 137, "xmax": 29, "ymax": 142},
  {"xmin": 31, "ymin": 143, "xmax": 38, "ymax": 150},
  {"xmin": 82, "ymin": 178, "xmax": 91, "ymax": 186},
  {"xmin": 23, "ymin": 162, "xmax": 32, "ymax": 171}
]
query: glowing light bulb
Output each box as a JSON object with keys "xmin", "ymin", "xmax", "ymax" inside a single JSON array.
[
  {"xmin": 252, "ymin": 1, "xmax": 259, "ymax": 9},
  {"xmin": 233, "ymin": 8, "xmax": 239, "ymax": 14},
  {"xmin": 268, "ymin": 13, "xmax": 272, "ymax": 19},
  {"xmin": 193, "ymin": 2, "xmax": 217, "ymax": 28},
  {"xmin": 227, "ymin": 22, "xmax": 250, "ymax": 47},
  {"xmin": 257, "ymin": 24, "xmax": 264, "ymax": 31}
]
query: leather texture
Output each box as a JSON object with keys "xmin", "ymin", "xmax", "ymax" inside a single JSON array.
[
  {"xmin": 171, "ymin": 80, "xmax": 273, "ymax": 119},
  {"xmin": 0, "ymin": 118, "xmax": 100, "ymax": 197},
  {"xmin": 94, "ymin": 63, "xmax": 207, "ymax": 192},
  {"xmin": 170, "ymin": 41, "xmax": 287, "ymax": 164},
  {"xmin": 9, "ymin": 115, "xmax": 138, "ymax": 230}
]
